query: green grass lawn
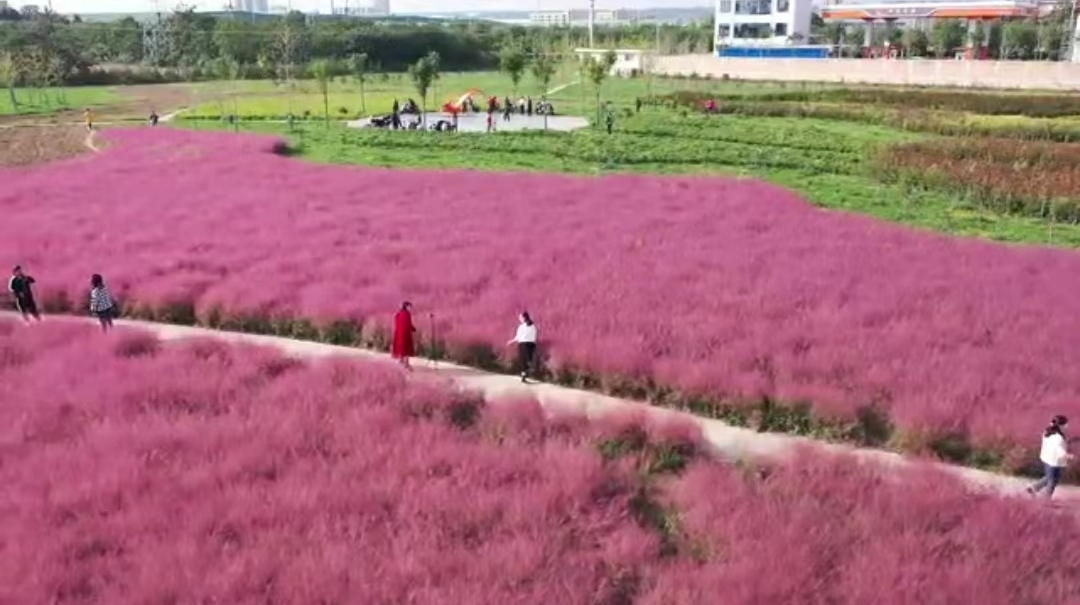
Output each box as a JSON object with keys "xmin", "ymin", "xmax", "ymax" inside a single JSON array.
[
  {"xmin": 0, "ymin": 86, "xmax": 117, "ymax": 116},
  {"xmin": 190, "ymin": 71, "xmax": 574, "ymax": 119},
  {"xmin": 186, "ymin": 69, "xmax": 850, "ymax": 120},
  {"xmin": 178, "ymin": 110, "xmax": 1080, "ymax": 247}
]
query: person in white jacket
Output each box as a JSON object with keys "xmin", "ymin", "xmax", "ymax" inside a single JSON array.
[
  {"xmin": 507, "ymin": 312, "xmax": 538, "ymax": 383},
  {"xmin": 1028, "ymin": 415, "xmax": 1072, "ymax": 498}
]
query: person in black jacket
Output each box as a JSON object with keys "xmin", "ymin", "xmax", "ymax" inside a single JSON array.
[{"xmin": 8, "ymin": 265, "xmax": 41, "ymax": 322}]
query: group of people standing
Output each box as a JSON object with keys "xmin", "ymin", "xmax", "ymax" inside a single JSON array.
[
  {"xmin": 8, "ymin": 266, "xmax": 117, "ymax": 331},
  {"xmin": 390, "ymin": 301, "xmax": 539, "ymax": 383}
]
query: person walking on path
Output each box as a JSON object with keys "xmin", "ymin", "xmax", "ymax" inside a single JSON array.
[
  {"xmin": 89, "ymin": 273, "xmax": 116, "ymax": 332},
  {"xmin": 391, "ymin": 301, "xmax": 417, "ymax": 370},
  {"xmin": 84, "ymin": 108, "xmax": 94, "ymax": 131},
  {"xmin": 605, "ymin": 109, "xmax": 616, "ymax": 135},
  {"xmin": 8, "ymin": 265, "xmax": 41, "ymax": 322},
  {"xmin": 1028, "ymin": 415, "xmax": 1073, "ymax": 499},
  {"xmin": 507, "ymin": 312, "xmax": 538, "ymax": 383}
]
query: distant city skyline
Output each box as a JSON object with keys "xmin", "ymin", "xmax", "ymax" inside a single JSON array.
[{"xmin": 48, "ymin": 0, "xmax": 708, "ymax": 14}]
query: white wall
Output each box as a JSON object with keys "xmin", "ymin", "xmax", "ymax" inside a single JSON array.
[
  {"xmin": 653, "ymin": 55, "xmax": 1080, "ymax": 90},
  {"xmin": 576, "ymin": 49, "xmax": 649, "ymax": 77}
]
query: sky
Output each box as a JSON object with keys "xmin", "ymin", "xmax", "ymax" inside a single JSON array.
[{"xmin": 49, "ymin": 0, "xmax": 707, "ymax": 14}]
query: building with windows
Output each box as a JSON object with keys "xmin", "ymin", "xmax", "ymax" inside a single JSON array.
[
  {"xmin": 529, "ymin": 9, "xmax": 572, "ymax": 25},
  {"xmin": 714, "ymin": 0, "xmax": 824, "ymax": 57},
  {"xmin": 233, "ymin": 0, "xmax": 269, "ymax": 12},
  {"xmin": 529, "ymin": 8, "xmax": 635, "ymax": 26},
  {"xmin": 331, "ymin": 0, "xmax": 391, "ymax": 16}
]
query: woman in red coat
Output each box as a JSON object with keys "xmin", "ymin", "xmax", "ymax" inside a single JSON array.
[{"xmin": 392, "ymin": 301, "xmax": 416, "ymax": 369}]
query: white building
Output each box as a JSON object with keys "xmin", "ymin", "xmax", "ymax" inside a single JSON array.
[
  {"xmin": 331, "ymin": 0, "xmax": 390, "ymax": 15},
  {"xmin": 529, "ymin": 8, "xmax": 635, "ymax": 26},
  {"xmin": 575, "ymin": 48, "xmax": 653, "ymax": 77},
  {"xmin": 233, "ymin": 0, "xmax": 269, "ymax": 12},
  {"xmin": 713, "ymin": 0, "xmax": 813, "ymax": 46},
  {"xmin": 530, "ymin": 9, "xmax": 571, "ymax": 25}
]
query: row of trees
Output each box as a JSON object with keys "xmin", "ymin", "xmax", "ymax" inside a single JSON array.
[
  {"xmin": 299, "ymin": 47, "xmax": 617, "ymax": 129},
  {"xmin": 0, "ymin": 8, "xmax": 712, "ymax": 87}
]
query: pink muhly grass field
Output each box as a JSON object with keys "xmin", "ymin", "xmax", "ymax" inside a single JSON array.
[
  {"xmin": 2, "ymin": 128, "xmax": 1080, "ymax": 453},
  {"xmin": 0, "ymin": 322, "xmax": 675, "ymax": 605},
  {"xmin": 2, "ymin": 322, "xmax": 1080, "ymax": 604},
  {"xmin": 649, "ymin": 451, "xmax": 1080, "ymax": 605}
]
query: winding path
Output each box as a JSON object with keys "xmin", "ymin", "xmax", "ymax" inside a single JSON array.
[{"xmin": 5, "ymin": 311, "xmax": 1074, "ymax": 503}]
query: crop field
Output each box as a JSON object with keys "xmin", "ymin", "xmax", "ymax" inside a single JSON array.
[
  {"xmin": 879, "ymin": 138, "xmax": 1080, "ymax": 220},
  {"xmin": 4, "ymin": 127, "xmax": 1080, "ymax": 471},
  {"xmin": 2, "ymin": 321, "xmax": 1080, "ymax": 604}
]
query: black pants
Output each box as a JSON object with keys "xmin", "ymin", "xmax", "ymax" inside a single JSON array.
[
  {"xmin": 517, "ymin": 342, "xmax": 537, "ymax": 377},
  {"xmin": 15, "ymin": 296, "xmax": 39, "ymax": 319},
  {"xmin": 94, "ymin": 307, "xmax": 115, "ymax": 331}
]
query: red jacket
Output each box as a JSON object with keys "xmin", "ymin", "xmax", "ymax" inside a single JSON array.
[{"xmin": 391, "ymin": 309, "xmax": 415, "ymax": 358}]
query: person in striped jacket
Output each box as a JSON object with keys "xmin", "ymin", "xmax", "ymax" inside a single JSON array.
[{"xmin": 89, "ymin": 273, "xmax": 116, "ymax": 331}]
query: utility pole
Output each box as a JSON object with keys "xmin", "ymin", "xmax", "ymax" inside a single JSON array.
[
  {"xmin": 1068, "ymin": 0, "xmax": 1080, "ymax": 62},
  {"xmin": 588, "ymin": 0, "xmax": 596, "ymax": 48}
]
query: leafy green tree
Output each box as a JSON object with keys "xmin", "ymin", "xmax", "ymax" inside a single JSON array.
[
  {"xmin": 350, "ymin": 52, "xmax": 369, "ymax": 114},
  {"xmin": 309, "ymin": 58, "xmax": 332, "ymax": 126},
  {"xmin": 970, "ymin": 21, "xmax": 987, "ymax": 50},
  {"xmin": 819, "ymin": 22, "xmax": 845, "ymax": 47},
  {"xmin": 162, "ymin": 8, "xmax": 215, "ymax": 70},
  {"xmin": 580, "ymin": 50, "xmax": 616, "ymax": 126},
  {"xmin": 930, "ymin": 19, "xmax": 966, "ymax": 57},
  {"xmin": 531, "ymin": 50, "xmax": 557, "ymax": 97},
  {"xmin": 407, "ymin": 51, "xmax": 440, "ymax": 127},
  {"xmin": 498, "ymin": 43, "xmax": 527, "ymax": 93},
  {"xmin": 1002, "ymin": 19, "xmax": 1038, "ymax": 59},
  {"xmin": 1037, "ymin": 21, "xmax": 1066, "ymax": 60},
  {"xmin": 902, "ymin": 27, "xmax": 929, "ymax": 57},
  {"xmin": 0, "ymin": 51, "xmax": 19, "ymax": 110},
  {"xmin": 214, "ymin": 18, "xmax": 258, "ymax": 66}
]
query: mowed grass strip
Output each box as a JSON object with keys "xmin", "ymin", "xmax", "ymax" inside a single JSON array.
[{"xmin": 0, "ymin": 86, "xmax": 117, "ymax": 117}]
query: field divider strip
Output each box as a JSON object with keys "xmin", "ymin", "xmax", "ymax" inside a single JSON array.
[{"xmin": 5, "ymin": 310, "xmax": 1070, "ymax": 504}]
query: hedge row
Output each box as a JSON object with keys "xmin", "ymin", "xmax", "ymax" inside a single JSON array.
[
  {"xmin": 655, "ymin": 88, "xmax": 1080, "ymax": 118},
  {"xmin": 642, "ymin": 92, "xmax": 1080, "ymax": 142},
  {"xmin": 876, "ymin": 138, "xmax": 1080, "ymax": 221}
]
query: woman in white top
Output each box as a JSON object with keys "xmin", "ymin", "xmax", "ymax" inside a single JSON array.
[
  {"xmin": 1028, "ymin": 415, "xmax": 1072, "ymax": 498},
  {"xmin": 507, "ymin": 312, "xmax": 538, "ymax": 383}
]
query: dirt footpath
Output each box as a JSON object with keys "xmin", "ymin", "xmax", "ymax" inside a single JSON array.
[
  {"xmin": 0, "ymin": 125, "xmax": 94, "ymax": 167},
  {"xmin": 0, "ymin": 83, "xmax": 215, "ymax": 167}
]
